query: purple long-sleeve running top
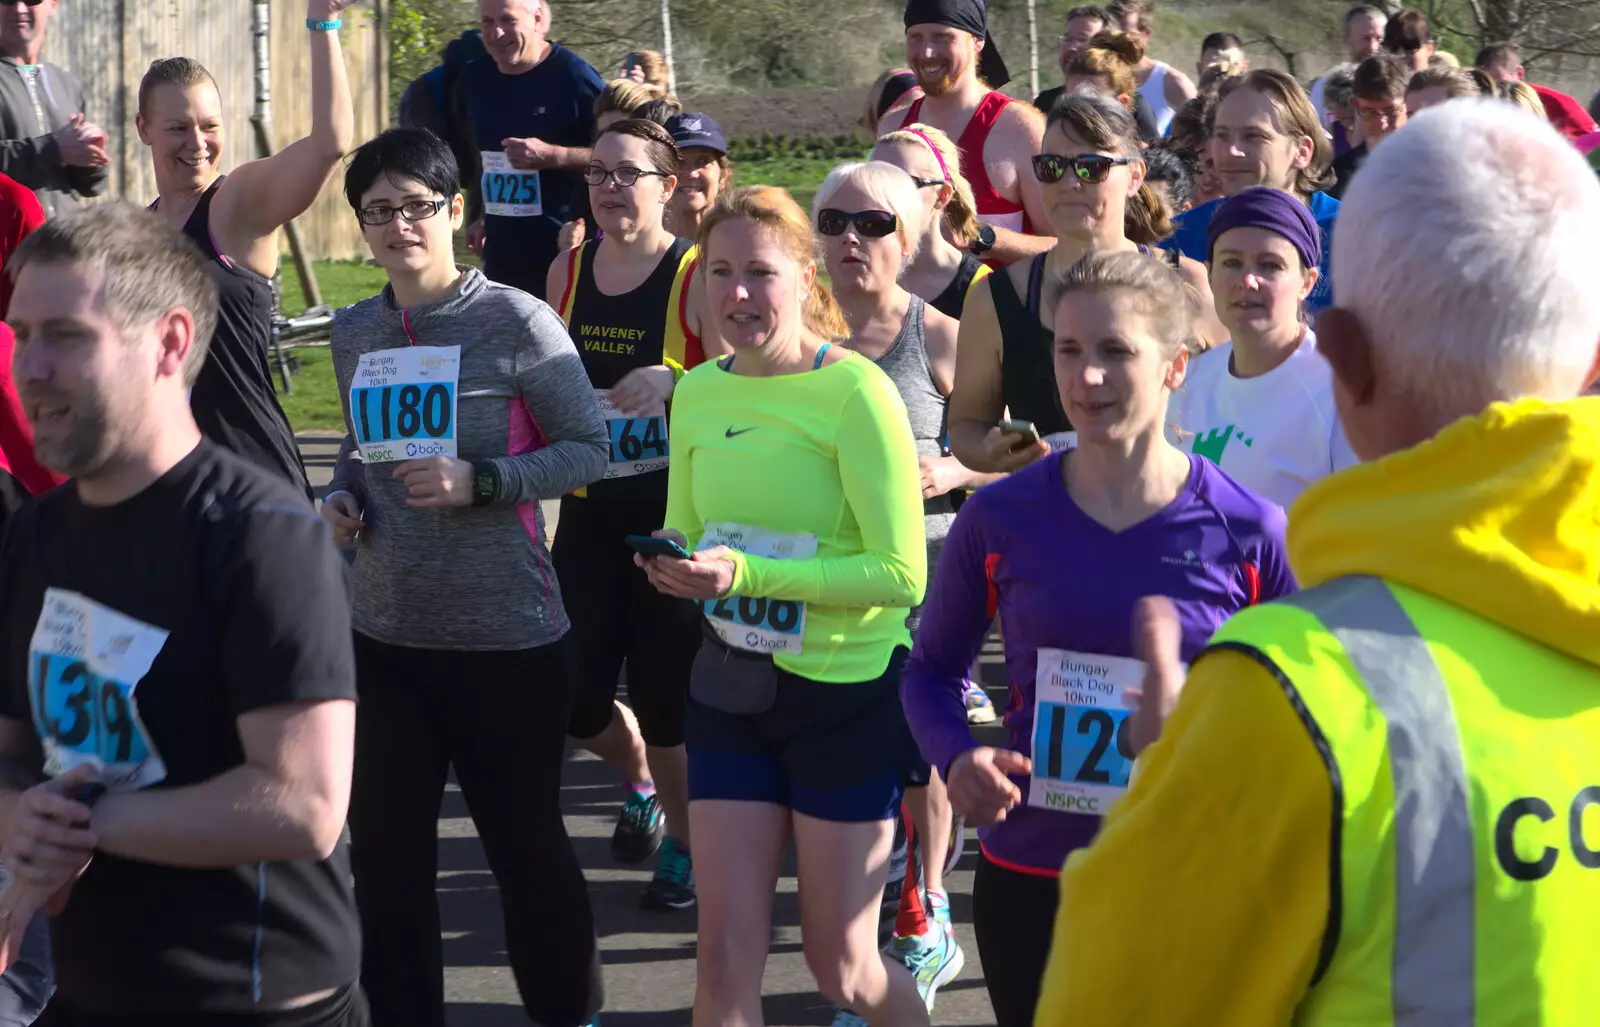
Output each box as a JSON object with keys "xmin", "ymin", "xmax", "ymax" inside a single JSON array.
[{"xmin": 899, "ymin": 452, "xmax": 1295, "ymax": 876}]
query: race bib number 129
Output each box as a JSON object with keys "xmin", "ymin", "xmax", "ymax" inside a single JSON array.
[
  {"xmin": 28, "ymin": 589, "xmax": 168, "ymax": 792},
  {"xmin": 698, "ymin": 522, "xmax": 817, "ymax": 655},
  {"xmin": 1028, "ymin": 649, "xmax": 1162, "ymax": 817}
]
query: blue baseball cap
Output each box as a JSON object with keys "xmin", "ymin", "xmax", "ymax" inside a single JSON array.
[{"xmin": 666, "ymin": 113, "xmax": 728, "ymax": 157}]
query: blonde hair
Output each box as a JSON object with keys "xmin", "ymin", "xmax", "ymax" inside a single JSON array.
[
  {"xmin": 1406, "ymin": 65, "xmax": 1484, "ymax": 101},
  {"xmin": 595, "ymin": 79, "xmax": 662, "ymax": 121},
  {"xmin": 620, "ymin": 50, "xmax": 670, "ymax": 92},
  {"xmin": 813, "ymin": 161, "xmax": 925, "ymax": 264},
  {"xmin": 1052, "ymin": 250, "xmax": 1197, "ymax": 357},
  {"xmin": 1067, "ymin": 29, "xmax": 1145, "ymax": 99},
  {"xmin": 1429, "ymin": 50, "xmax": 1461, "ymax": 69},
  {"xmin": 875, "ymin": 123, "xmax": 982, "ymax": 246},
  {"xmin": 1198, "ymin": 61, "xmax": 1245, "ymax": 96},
  {"xmin": 1497, "ymin": 80, "xmax": 1548, "ymax": 121},
  {"xmin": 696, "ymin": 186, "xmax": 851, "ymax": 342}
]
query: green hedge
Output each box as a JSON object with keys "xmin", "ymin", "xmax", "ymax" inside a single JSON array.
[{"xmin": 726, "ymin": 132, "xmax": 872, "ymax": 164}]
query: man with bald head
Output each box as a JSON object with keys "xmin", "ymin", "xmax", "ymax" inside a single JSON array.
[
  {"xmin": 1034, "ymin": 98, "xmax": 1600, "ymax": 1026},
  {"xmin": 455, "ymin": 0, "xmax": 603, "ymax": 300}
]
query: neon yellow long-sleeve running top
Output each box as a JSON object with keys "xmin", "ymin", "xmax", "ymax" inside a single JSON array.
[{"xmin": 664, "ymin": 352, "xmax": 927, "ymax": 683}]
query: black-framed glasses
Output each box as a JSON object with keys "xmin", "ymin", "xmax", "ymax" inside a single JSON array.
[
  {"xmin": 1032, "ymin": 153, "xmax": 1134, "ymax": 185},
  {"xmin": 816, "ymin": 208, "xmax": 898, "ymax": 238},
  {"xmin": 909, "ymin": 176, "xmax": 946, "ymax": 190},
  {"xmin": 583, "ymin": 165, "xmax": 669, "ymax": 188},
  {"xmin": 357, "ymin": 198, "xmax": 448, "ymax": 227}
]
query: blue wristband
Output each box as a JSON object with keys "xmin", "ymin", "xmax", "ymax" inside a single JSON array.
[{"xmin": 306, "ymin": 18, "xmax": 341, "ymax": 30}]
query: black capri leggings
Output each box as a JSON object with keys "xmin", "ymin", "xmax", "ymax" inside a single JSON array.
[
  {"xmin": 348, "ymin": 632, "xmax": 602, "ymax": 1027},
  {"xmin": 972, "ymin": 852, "xmax": 1062, "ymax": 1027},
  {"xmin": 554, "ymin": 493, "xmax": 701, "ymax": 747}
]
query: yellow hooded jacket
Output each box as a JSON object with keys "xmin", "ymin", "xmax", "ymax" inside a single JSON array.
[{"xmin": 1035, "ymin": 398, "xmax": 1600, "ymax": 1026}]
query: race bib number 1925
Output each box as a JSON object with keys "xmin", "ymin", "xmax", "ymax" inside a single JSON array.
[
  {"xmin": 28, "ymin": 589, "xmax": 168, "ymax": 792},
  {"xmin": 698, "ymin": 522, "xmax": 817, "ymax": 655}
]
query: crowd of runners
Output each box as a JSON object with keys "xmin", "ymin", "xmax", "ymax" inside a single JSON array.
[{"xmin": 0, "ymin": 0, "xmax": 1592, "ymax": 1023}]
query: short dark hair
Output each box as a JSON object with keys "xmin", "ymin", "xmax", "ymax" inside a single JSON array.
[
  {"xmin": 138, "ymin": 57, "xmax": 219, "ymax": 117},
  {"xmin": 1141, "ymin": 145, "xmax": 1193, "ymax": 212},
  {"xmin": 1383, "ymin": 9, "xmax": 1431, "ymax": 53},
  {"xmin": 1200, "ymin": 32, "xmax": 1244, "ymax": 53},
  {"xmin": 10, "ymin": 204, "xmax": 220, "ymax": 385},
  {"xmin": 343, "ymin": 128, "xmax": 462, "ymax": 211},
  {"xmin": 1343, "ymin": 5, "xmax": 1384, "ymax": 30},
  {"xmin": 1475, "ymin": 42, "xmax": 1519, "ymax": 70},
  {"xmin": 1353, "ymin": 55, "xmax": 1411, "ymax": 102},
  {"xmin": 597, "ymin": 118, "xmax": 681, "ymax": 177},
  {"xmin": 1064, "ymin": 5, "xmax": 1110, "ymax": 27}
]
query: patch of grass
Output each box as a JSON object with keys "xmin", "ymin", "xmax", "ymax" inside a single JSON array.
[{"xmin": 280, "ymin": 156, "xmax": 847, "ymax": 433}]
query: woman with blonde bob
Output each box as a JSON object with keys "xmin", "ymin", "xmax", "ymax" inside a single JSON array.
[
  {"xmin": 814, "ymin": 161, "xmax": 994, "ymax": 1015},
  {"xmin": 872, "ymin": 123, "xmax": 993, "ymax": 320},
  {"xmin": 636, "ymin": 186, "xmax": 931, "ymax": 1027}
]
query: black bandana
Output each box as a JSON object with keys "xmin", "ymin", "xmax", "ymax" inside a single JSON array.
[{"xmin": 903, "ymin": 0, "xmax": 1011, "ymax": 88}]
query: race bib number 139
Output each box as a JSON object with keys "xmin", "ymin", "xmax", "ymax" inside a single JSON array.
[
  {"xmin": 28, "ymin": 589, "xmax": 168, "ymax": 792},
  {"xmin": 698, "ymin": 522, "xmax": 817, "ymax": 655}
]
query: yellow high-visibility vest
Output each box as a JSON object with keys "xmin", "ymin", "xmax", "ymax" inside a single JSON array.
[{"xmin": 1205, "ymin": 574, "xmax": 1600, "ymax": 1026}]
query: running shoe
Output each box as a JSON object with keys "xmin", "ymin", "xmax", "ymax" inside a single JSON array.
[
  {"xmin": 945, "ymin": 814, "xmax": 967, "ymax": 877},
  {"xmin": 611, "ymin": 791, "xmax": 665, "ymax": 865},
  {"xmin": 891, "ymin": 924, "xmax": 966, "ymax": 1014},
  {"xmin": 641, "ymin": 836, "xmax": 695, "ymax": 910},
  {"xmin": 963, "ymin": 680, "xmax": 997, "ymax": 724}
]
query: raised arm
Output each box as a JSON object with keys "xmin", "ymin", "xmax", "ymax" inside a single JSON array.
[
  {"xmin": 982, "ymin": 103, "xmax": 1057, "ymax": 265},
  {"xmin": 217, "ymin": 0, "xmax": 358, "ymax": 242}
]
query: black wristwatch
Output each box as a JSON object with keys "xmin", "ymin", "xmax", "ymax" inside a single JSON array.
[
  {"xmin": 970, "ymin": 223, "xmax": 997, "ymax": 257},
  {"xmin": 471, "ymin": 461, "xmax": 499, "ymax": 506}
]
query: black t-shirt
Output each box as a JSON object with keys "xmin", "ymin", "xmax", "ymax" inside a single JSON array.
[
  {"xmin": 0, "ymin": 442, "xmax": 359, "ymax": 1015},
  {"xmin": 1329, "ymin": 143, "xmax": 1369, "ymax": 201}
]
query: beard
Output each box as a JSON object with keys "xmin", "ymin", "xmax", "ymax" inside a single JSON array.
[
  {"xmin": 914, "ymin": 60, "xmax": 963, "ymax": 97},
  {"xmin": 25, "ymin": 385, "xmax": 120, "ymax": 479}
]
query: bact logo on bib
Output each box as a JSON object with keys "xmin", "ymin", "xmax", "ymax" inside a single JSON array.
[
  {"xmin": 350, "ymin": 345, "xmax": 462, "ymax": 463},
  {"xmin": 697, "ymin": 522, "xmax": 818, "ymax": 655}
]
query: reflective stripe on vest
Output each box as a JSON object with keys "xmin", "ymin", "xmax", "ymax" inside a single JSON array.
[{"xmin": 1279, "ymin": 576, "xmax": 1476, "ymax": 1025}]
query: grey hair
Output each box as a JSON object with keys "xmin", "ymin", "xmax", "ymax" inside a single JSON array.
[
  {"xmin": 9, "ymin": 203, "xmax": 219, "ymax": 385},
  {"xmin": 1322, "ymin": 63, "xmax": 1359, "ymax": 109},
  {"xmin": 812, "ymin": 161, "xmax": 926, "ymax": 268},
  {"xmin": 1334, "ymin": 99, "xmax": 1600, "ymax": 420}
]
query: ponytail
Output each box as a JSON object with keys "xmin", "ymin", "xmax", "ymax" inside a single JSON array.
[
  {"xmin": 1125, "ymin": 182, "xmax": 1173, "ymax": 244},
  {"xmin": 876, "ymin": 124, "xmax": 983, "ymax": 247},
  {"xmin": 805, "ymin": 274, "xmax": 851, "ymax": 342}
]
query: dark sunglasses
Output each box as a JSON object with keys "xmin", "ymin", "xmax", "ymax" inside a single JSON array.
[
  {"xmin": 816, "ymin": 208, "xmax": 898, "ymax": 238},
  {"xmin": 1032, "ymin": 153, "xmax": 1134, "ymax": 185},
  {"xmin": 357, "ymin": 198, "xmax": 448, "ymax": 227},
  {"xmin": 909, "ymin": 176, "xmax": 945, "ymax": 190},
  {"xmin": 583, "ymin": 165, "xmax": 669, "ymax": 188}
]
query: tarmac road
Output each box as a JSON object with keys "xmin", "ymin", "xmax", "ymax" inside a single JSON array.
[{"xmin": 300, "ymin": 434, "xmax": 1005, "ymax": 1026}]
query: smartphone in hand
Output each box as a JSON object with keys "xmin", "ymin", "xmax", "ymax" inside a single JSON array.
[
  {"xmin": 997, "ymin": 419, "xmax": 1042, "ymax": 446},
  {"xmin": 625, "ymin": 534, "xmax": 693, "ymax": 560}
]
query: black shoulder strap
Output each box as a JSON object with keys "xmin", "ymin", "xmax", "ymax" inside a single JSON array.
[{"xmin": 1025, "ymin": 253, "xmax": 1048, "ymax": 320}]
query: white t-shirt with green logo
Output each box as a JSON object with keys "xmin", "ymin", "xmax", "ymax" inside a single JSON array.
[{"xmin": 1166, "ymin": 329, "xmax": 1358, "ymax": 510}]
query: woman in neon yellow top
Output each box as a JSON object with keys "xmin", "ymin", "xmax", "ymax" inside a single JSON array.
[{"xmin": 636, "ymin": 185, "xmax": 930, "ymax": 1026}]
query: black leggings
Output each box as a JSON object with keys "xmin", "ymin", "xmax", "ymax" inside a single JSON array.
[
  {"xmin": 38, "ymin": 985, "xmax": 367, "ymax": 1026},
  {"xmin": 554, "ymin": 493, "xmax": 700, "ymax": 747},
  {"xmin": 348, "ymin": 633, "xmax": 602, "ymax": 1027},
  {"xmin": 972, "ymin": 853, "xmax": 1061, "ymax": 1027}
]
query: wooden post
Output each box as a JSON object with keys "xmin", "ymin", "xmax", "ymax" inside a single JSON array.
[
  {"xmin": 1028, "ymin": 0, "xmax": 1039, "ymax": 100},
  {"xmin": 253, "ymin": 0, "xmax": 322, "ymax": 312}
]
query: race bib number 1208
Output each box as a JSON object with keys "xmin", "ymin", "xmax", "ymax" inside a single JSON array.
[
  {"xmin": 28, "ymin": 589, "xmax": 168, "ymax": 792},
  {"xmin": 698, "ymin": 522, "xmax": 817, "ymax": 655}
]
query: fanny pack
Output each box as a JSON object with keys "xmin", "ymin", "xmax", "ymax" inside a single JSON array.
[{"xmin": 690, "ymin": 622, "xmax": 779, "ymax": 715}]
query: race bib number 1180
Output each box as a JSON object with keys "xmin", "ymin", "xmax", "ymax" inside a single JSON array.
[
  {"xmin": 350, "ymin": 345, "xmax": 462, "ymax": 463},
  {"xmin": 27, "ymin": 588, "xmax": 169, "ymax": 792}
]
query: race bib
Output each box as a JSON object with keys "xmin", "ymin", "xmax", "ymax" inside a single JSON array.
[
  {"xmin": 698, "ymin": 522, "xmax": 817, "ymax": 655},
  {"xmin": 28, "ymin": 589, "xmax": 168, "ymax": 792},
  {"xmin": 350, "ymin": 345, "xmax": 461, "ymax": 463},
  {"xmin": 1043, "ymin": 431, "xmax": 1078, "ymax": 453},
  {"xmin": 481, "ymin": 151, "xmax": 543, "ymax": 217},
  {"xmin": 1029, "ymin": 649, "xmax": 1151, "ymax": 817},
  {"xmin": 597, "ymin": 390, "xmax": 668, "ymax": 479}
]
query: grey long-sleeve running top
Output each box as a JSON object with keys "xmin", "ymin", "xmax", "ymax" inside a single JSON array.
[{"xmin": 329, "ymin": 266, "xmax": 608, "ymax": 650}]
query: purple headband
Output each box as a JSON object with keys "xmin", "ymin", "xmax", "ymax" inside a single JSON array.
[{"xmin": 1206, "ymin": 186, "xmax": 1322, "ymax": 269}]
